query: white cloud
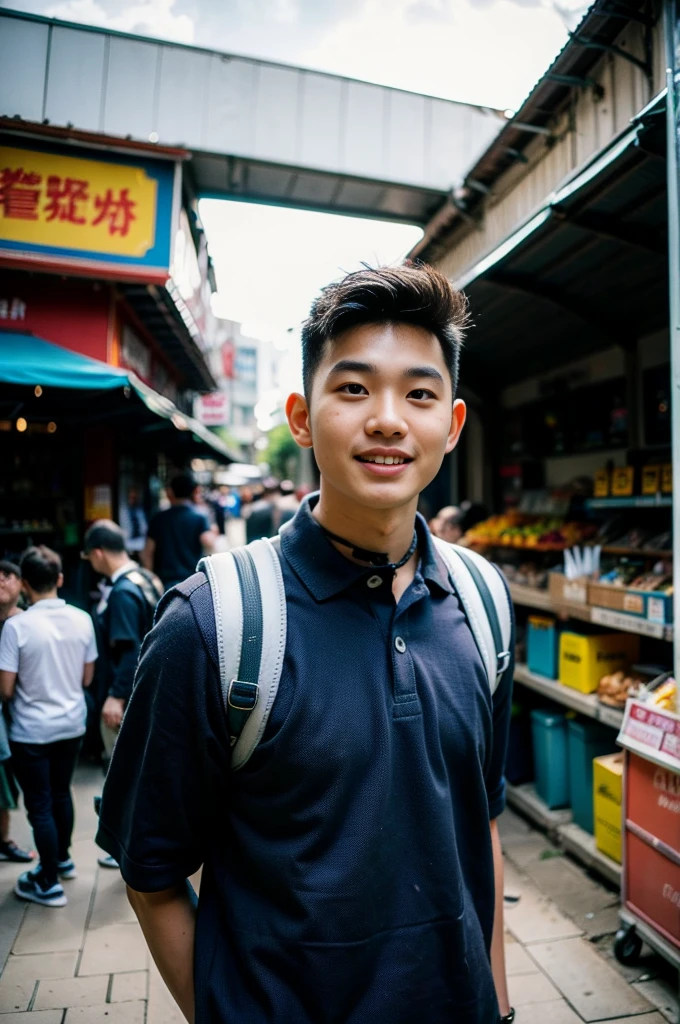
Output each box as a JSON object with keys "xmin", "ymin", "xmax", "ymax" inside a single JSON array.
[
  {"xmin": 43, "ymin": 0, "xmax": 195, "ymax": 42},
  {"xmin": 302, "ymin": 0, "xmax": 568, "ymax": 110}
]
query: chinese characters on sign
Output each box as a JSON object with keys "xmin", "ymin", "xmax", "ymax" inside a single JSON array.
[
  {"xmin": 618, "ymin": 699, "xmax": 680, "ymax": 771},
  {"xmin": 0, "ymin": 145, "xmax": 164, "ymax": 264},
  {"xmin": 1, "ymin": 167, "xmax": 136, "ymax": 236}
]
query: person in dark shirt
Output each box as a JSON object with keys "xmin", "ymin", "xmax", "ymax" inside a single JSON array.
[
  {"xmin": 97, "ymin": 265, "xmax": 514, "ymax": 1024},
  {"xmin": 142, "ymin": 474, "xmax": 215, "ymax": 590},
  {"xmin": 245, "ymin": 479, "xmax": 278, "ymax": 542}
]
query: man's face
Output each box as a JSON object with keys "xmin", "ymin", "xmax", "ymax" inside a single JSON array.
[
  {"xmin": 304, "ymin": 322, "xmax": 465, "ymax": 511},
  {"xmin": 85, "ymin": 549, "xmax": 107, "ymax": 576},
  {"xmin": 0, "ymin": 569, "xmax": 21, "ymax": 609}
]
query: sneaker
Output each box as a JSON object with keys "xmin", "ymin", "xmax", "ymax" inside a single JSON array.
[
  {"xmin": 15, "ymin": 871, "xmax": 67, "ymax": 907},
  {"xmin": 57, "ymin": 859, "xmax": 78, "ymax": 880},
  {"xmin": 97, "ymin": 854, "xmax": 119, "ymax": 869},
  {"xmin": 0, "ymin": 840, "xmax": 35, "ymax": 863}
]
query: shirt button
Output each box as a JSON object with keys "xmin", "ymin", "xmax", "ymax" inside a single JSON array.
[
  {"xmin": 367, "ymin": 575, "xmax": 383, "ymax": 589},
  {"xmin": 394, "ymin": 636, "xmax": 406, "ymax": 653}
]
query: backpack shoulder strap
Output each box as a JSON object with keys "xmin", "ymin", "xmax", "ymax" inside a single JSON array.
[
  {"xmin": 433, "ymin": 537, "xmax": 512, "ymax": 694},
  {"xmin": 198, "ymin": 537, "xmax": 287, "ymax": 770}
]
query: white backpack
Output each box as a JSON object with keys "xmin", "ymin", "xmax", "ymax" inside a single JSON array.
[{"xmin": 198, "ymin": 535, "xmax": 512, "ymax": 771}]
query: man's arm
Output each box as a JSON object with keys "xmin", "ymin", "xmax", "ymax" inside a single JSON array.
[
  {"xmin": 141, "ymin": 537, "xmax": 155, "ymax": 570},
  {"xmin": 200, "ymin": 529, "xmax": 216, "ymax": 554},
  {"xmin": 82, "ymin": 661, "xmax": 96, "ymax": 688},
  {"xmin": 127, "ymin": 883, "xmax": 196, "ymax": 1024},
  {"xmin": 0, "ymin": 670, "xmax": 16, "ymax": 701},
  {"xmin": 490, "ymin": 818, "xmax": 511, "ymax": 1019}
]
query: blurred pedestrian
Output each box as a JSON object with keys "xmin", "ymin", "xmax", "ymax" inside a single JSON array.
[
  {"xmin": 245, "ymin": 478, "xmax": 279, "ymax": 542},
  {"xmin": 276, "ymin": 479, "xmax": 299, "ymax": 529},
  {"xmin": 142, "ymin": 473, "xmax": 215, "ymax": 590},
  {"xmin": 0, "ymin": 560, "xmax": 34, "ymax": 866},
  {"xmin": 119, "ymin": 487, "xmax": 148, "ymax": 556},
  {"xmin": 0, "ymin": 547, "xmax": 97, "ymax": 907},
  {"xmin": 82, "ymin": 521, "xmax": 163, "ymax": 761},
  {"xmin": 429, "ymin": 504, "xmax": 458, "ymax": 538}
]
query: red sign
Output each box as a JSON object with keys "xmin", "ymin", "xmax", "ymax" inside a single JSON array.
[{"xmin": 619, "ymin": 699, "xmax": 680, "ymax": 771}]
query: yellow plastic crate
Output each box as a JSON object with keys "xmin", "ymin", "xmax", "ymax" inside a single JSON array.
[
  {"xmin": 593, "ymin": 753, "xmax": 623, "ymax": 864},
  {"xmin": 558, "ymin": 631, "xmax": 639, "ymax": 694}
]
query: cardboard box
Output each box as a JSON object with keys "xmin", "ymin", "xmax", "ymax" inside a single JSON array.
[
  {"xmin": 593, "ymin": 753, "xmax": 623, "ymax": 863},
  {"xmin": 662, "ymin": 463, "xmax": 673, "ymax": 494},
  {"xmin": 611, "ymin": 466, "xmax": 634, "ymax": 497},
  {"xmin": 588, "ymin": 582, "xmax": 673, "ymax": 625},
  {"xmin": 642, "ymin": 465, "xmax": 661, "ymax": 496},
  {"xmin": 549, "ymin": 573, "xmax": 588, "ymax": 606},
  {"xmin": 626, "ymin": 752, "xmax": 680, "ymax": 851},
  {"xmin": 594, "ymin": 469, "xmax": 609, "ymax": 498},
  {"xmin": 626, "ymin": 831, "xmax": 680, "ymax": 948},
  {"xmin": 559, "ymin": 631, "xmax": 640, "ymax": 694}
]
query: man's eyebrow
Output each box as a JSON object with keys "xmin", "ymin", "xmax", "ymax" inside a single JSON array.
[
  {"xmin": 404, "ymin": 365, "xmax": 445, "ymax": 384},
  {"xmin": 328, "ymin": 359, "xmax": 377, "ymax": 375}
]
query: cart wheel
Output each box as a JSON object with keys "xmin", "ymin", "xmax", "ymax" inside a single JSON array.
[{"xmin": 614, "ymin": 926, "xmax": 642, "ymax": 966}]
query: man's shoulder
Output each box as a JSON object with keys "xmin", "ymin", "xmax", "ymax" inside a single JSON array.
[{"xmin": 154, "ymin": 572, "xmax": 217, "ymax": 665}]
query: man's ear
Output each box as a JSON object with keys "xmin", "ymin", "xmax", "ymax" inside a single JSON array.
[
  {"xmin": 286, "ymin": 392, "xmax": 313, "ymax": 449},
  {"xmin": 445, "ymin": 399, "xmax": 467, "ymax": 454}
]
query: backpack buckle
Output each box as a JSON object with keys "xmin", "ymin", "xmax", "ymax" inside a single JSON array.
[
  {"xmin": 228, "ymin": 679, "xmax": 259, "ymax": 711},
  {"xmin": 497, "ymin": 651, "xmax": 511, "ymax": 677}
]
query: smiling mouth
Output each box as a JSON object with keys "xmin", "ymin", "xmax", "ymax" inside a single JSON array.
[{"xmin": 355, "ymin": 455, "xmax": 412, "ymax": 466}]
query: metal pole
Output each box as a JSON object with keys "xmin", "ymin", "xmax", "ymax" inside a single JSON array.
[{"xmin": 664, "ymin": 0, "xmax": 680, "ymax": 684}]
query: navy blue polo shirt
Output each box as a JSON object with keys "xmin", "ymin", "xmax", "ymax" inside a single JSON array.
[{"xmin": 97, "ymin": 496, "xmax": 514, "ymax": 1024}]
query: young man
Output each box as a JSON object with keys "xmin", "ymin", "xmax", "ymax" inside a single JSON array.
[
  {"xmin": 142, "ymin": 473, "xmax": 215, "ymax": 591},
  {"xmin": 0, "ymin": 547, "xmax": 97, "ymax": 907},
  {"xmin": 0, "ymin": 560, "xmax": 34, "ymax": 865},
  {"xmin": 82, "ymin": 520, "xmax": 162, "ymax": 756},
  {"xmin": 97, "ymin": 264, "xmax": 515, "ymax": 1023}
]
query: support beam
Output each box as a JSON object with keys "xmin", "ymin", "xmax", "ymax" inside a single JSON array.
[
  {"xmin": 552, "ymin": 208, "xmax": 667, "ymax": 254},
  {"xmin": 569, "ymin": 32, "xmax": 650, "ymax": 76}
]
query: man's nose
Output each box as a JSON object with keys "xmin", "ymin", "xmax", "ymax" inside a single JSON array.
[{"xmin": 365, "ymin": 395, "xmax": 408, "ymax": 437}]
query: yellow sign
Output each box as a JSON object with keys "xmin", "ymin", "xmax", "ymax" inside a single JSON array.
[{"xmin": 0, "ymin": 146, "xmax": 158, "ymax": 258}]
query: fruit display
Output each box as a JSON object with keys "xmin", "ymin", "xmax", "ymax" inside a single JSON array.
[{"xmin": 464, "ymin": 514, "xmax": 596, "ymax": 551}]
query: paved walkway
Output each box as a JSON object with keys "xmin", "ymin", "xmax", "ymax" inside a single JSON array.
[{"xmin": 0, "ymin": 764, "xmax": 677, "ymax": 1023}]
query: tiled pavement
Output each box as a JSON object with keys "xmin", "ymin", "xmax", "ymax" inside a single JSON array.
[{"xmin": 0, "ymin": 764, "xmax": 677, "ymax": 1023}]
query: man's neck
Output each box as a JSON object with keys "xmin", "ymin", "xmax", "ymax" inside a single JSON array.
[
  {"xmin": 107, "ymin": 553, "xmax": 134, "ymax": 577},
  {"xmin": 31, "ymin": 590, "xmax": 59, "ymax": 604},
  {"xmin": 312, "ymin": 480, "xmax": 418, "ymax": 567},
  {"xmin": 0, "ymin": 602, "xmax": 19, "ymax": 623}
]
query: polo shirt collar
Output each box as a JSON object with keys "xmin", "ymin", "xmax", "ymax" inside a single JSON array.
[
  {"xmin": 111, "ymin": 560, "xmax": 139, "ymax": 584},
  {"xmin": 281, "ymin": 494, "xmax": 453, "ymax": 601},
  {"xmin": 27, "ymin": 598, "xmax": 65, "ymax": 611}
]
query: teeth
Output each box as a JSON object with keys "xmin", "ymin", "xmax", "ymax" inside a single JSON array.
[{"xmin": 361, "ymin": 455, "xmax": 405, "ymax": 465}]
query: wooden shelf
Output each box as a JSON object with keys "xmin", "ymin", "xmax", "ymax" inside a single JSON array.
[
  {"xmin": 601, "ymin": 546, "xmax": 672, "ymax": 559},
  {"xmin": 585, "ymin": 496, "xmax": 672, "ymax": 509},
  {"xmin": 514, "ymin": 663, "xmax": 622, "ymax": 724},
  {"xmin": 508, "ymin": 584, "xmax": 673, "ymax": 642}
]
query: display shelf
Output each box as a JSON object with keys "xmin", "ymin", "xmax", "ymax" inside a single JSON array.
[
  {"xmin": 508, "ymin": 584, "xmax": 673, "ymax": 642},
  {"xmin": 601, "ymin": 546, "xmax": 672, "ymax": 559},
  {"xmin": 514, "ymin": 664, "xmax": 624, "ymax": 729},
  {"xmin": 505, "ymin": 782, "xmax": 572, "ymax": 835},
  {"xmin": 585, "ymin": 496, "xmax": 672, "ymax": 509},
  {"xmin": 589, "ymin": 606, "xmax": 673, "ymax": 642},
  {"xmin": 557, "ymin": 822, "xmax": 622, "ymax": 888},
  {"xmin": 514, "ymin": 664, "xmax": 600, "ymax": 718}
]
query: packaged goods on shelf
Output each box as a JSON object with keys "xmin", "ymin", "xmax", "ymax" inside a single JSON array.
[
  {"xmin": 531, "ymin": 709, "xmax": 570, "ymax": 809},
  {"xmin": 567, "ymin": 719, "xmax": 618, "ymax": 834},
  {"xmin": 527, "ymin": 616, "xmax": 558, "ymax": 679},
  {"xmin": 593, "ymin": 754, "xmax": 623, "ymax": 863},
  {"xmin": 589, "ymin": 575, "xmax": 673, "ymax": 626},
  {"xmin": 559, "ymin": 631, "xmax": 640, "ymax": 694},
  {"xmin": 597, "ymin": 671, "xmax": 647, "ymax": 709},
  {"xmin": 549, "ymin": 572, "xmax": 588, "ymax": 605}
]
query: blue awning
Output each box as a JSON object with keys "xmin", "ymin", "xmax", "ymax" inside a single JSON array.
[{"xmin": 0, "ymin": 331, "xmax": 239, "ymax": 462}]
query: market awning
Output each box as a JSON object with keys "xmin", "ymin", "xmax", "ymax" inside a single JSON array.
[
  {"xmin": 0, "ymin": 331, "xmax": 239, "ymax": 463},
  {"xmin": 457, "ymin": 91, "xmax": 668, "ymax": 388}
]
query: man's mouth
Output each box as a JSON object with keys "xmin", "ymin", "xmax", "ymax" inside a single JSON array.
[{"xmin": 355, "ymin": 454, "xmax": 411, "ymax": 466}]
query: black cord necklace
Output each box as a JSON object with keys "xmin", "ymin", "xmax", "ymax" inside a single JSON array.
[{"xmin": 319, "ymin": 524, "xmax": 418, "ymax": 571}]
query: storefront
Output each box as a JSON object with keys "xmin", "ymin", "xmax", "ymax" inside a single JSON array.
[
  {"xmin": 413, "ymin": 0, "xmax": 679, "ymax": 979},
  {"xmin": 0, "ymin": 120, "xmax": 236, "ymax": 594}
]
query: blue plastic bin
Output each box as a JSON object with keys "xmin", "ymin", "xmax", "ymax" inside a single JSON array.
[
  {"xmin": 531, "ymin": 709, "xmax": 570, "ymax": 809},
  {"xmin": 567, "ymin": 718, "xmax": 617, "ymax": 833},
  {"xmin": 527, "ymin": 616, "xmax": 558, "ymax": 679}
]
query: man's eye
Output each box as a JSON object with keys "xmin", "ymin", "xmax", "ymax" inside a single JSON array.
[
  {"xmin": 409, "ymin": 389, "xmax": 436, "ymax": 401},
  {"xmin": 340, "ymin": 383, "xmax": 367, "ymax": 395}
]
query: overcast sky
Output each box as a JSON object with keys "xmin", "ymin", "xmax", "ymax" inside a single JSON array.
[{"xmin": 4, "ymin": 0, "xmax": 587, "ymax": 383}]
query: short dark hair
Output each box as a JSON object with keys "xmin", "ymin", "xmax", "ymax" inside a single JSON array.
[
  {"xmin": 83, "ymin": 520, "xmax": 126, "ymax": 554},
  {"xmin": 169, "ymin": 473, "xmax": 197, "ymax": 500},
  {"xmin": 301, "ymin": 262, "xmax": 468, "ymax": 400},
  {"xmin": 0, "ymin": 559, "xmax": 20, "ymax": 578},
  {"xmin": 20, "ymin": 546, "xmax": 62, "ymax": 593}
]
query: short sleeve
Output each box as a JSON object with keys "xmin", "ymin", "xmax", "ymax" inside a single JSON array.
[
  {"xmin": 85, "ymin": 617, "xmax": 98, "ymax": 663},
  {"xmin": 96, "ymin": 580, "xmax": 230, "ymax": 892},
  {"xmin": 197, "ymin": 511, "xmax": 211, "ymax": 534},
  {"xmin": 108, "ymin": 587, "xmax": 144, "ymax": 645},
  {"xmin": 484, "ymin": 572, "xmax": 515, "ymax": 820},
  {"xmin": 0, "ymin": 620, "xmax": 19, "ymax": 673}
]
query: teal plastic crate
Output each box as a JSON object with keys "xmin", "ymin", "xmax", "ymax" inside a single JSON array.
[
  {"xmin": 530, "ymin": 709, "xmax": 570, "ymax": 809},
  {"xmin": 527, "ymin": 616, "xmax": 558, "ymax": 679},
  {"xmin": 567, "ymin": 718, "xmax": 618, "ymax": 834}
]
